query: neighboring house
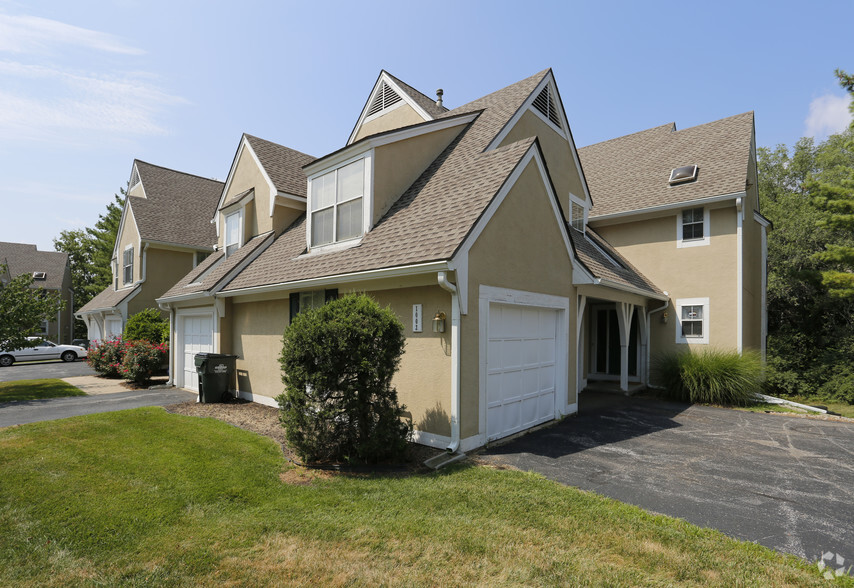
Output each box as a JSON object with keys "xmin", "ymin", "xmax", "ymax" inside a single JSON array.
[
  {"xmin": 156, "ymin": 69, "xmax": 765, "ymax": 453},
  {"xmin": 76, "ymin": 161, "xmax": 223, "ymax": 341},
  {"xmin": 0, "ymin": 242, "xmax": 73, "ymax": 343}
]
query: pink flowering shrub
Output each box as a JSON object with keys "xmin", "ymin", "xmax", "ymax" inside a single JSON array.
[
  {"xmin": 86, "ymin": 337, "xmax": 125, "ymax": 378},
  {"xmin": 120, "ymin": 340, "xmax": 168, "ymax": 385}
]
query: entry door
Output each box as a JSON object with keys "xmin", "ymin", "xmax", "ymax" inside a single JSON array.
[
  {"xmin": 487, "ymin": 303, "xmax": 558, "ymax": 441},
  {"xmin": 180, "ymin": 314, "xmax": 212, "ymax": 392},
  {"xmin": 592, "ymin": 308, "xmax": 638, "ymax": 377}
]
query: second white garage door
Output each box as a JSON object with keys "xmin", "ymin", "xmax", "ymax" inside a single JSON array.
[
  {"xmin": 179, "ymin": 314, "xmax": 213, "ymax": 392},
  {"xmin": 487, "ymin": 303, "xmax": 558, "ymax": 441}
]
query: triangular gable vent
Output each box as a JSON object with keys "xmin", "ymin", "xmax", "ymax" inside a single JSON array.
[
  {"xmin": 130, "ymin": 166, "xmax": 141, "ymax": 190},
  {"xmin": 532, "ymin": 85, "xmax": 562, "ymax": 129},
  {"xmin": 366, "ymin": 81, "xmax": 403, "ymax": 117}
]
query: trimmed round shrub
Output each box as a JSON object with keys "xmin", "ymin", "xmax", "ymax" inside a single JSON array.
[
  {"xmin": 86, "ymin": 337, "xmax": 125, "ymax": 378},
  {"xmin": 124, "ymin": 308, "xmax": 168, "ymax": 344},
  {"xmin": 653, "ymin": 348, "xmax": 764, "ymax": 406},
  {"xmin": 120, "ymin": 340, "xmax": 168, "ymax": 385},
  {"xmin": 278, "ymin": 293, "xmax": 411, "ymax": 464}
]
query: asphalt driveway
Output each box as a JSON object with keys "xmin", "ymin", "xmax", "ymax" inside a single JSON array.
[
  {"xmin": 481, "ymin": 392, "xmax": 854, "ymax": 567},
  {"xmin": 0, "ymin": 359, "xmax": 95, "ymax": 382}
]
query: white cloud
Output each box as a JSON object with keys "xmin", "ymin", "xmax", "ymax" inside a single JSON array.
[
  {"xmin": 0, "ymin": 60, "xmax": 187, "ymax": 140},
  {"xmin": 805, "ymin": 93, "xmax": 852, "ymax": 138},
  {"xmin": 0, "ymin": 13, "xmax": 144, "ymax": 55}
]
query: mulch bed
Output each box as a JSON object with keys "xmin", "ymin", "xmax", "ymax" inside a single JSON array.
[{"xmin": 163, "ymin": 397, "xmax": 445, "ymax": 473}]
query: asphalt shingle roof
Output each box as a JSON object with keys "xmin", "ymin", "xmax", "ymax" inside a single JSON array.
[
  {"xmin": 569, "ymin": 228, "xmax": 663, "ymax": 296},
  {"xmin": 243, "ymin": 135, "xmax": 316, "ymax": 198},
  {"xmin": 78, "ymin": 284, "xmax": 139, "ymax": 313},
  {"xmin": 220, "ymin": 70, "xmax": 551, "ymax": 293},
  {"xmin": 0, "ymin": 242, "xmax": 68, "ymax": 290},
  {"xmin": 578, "ymin": 112, "xmax": 754, "ymax": 218},
  {"xmin": 384, "ymin": 71, "xmax": 449, "ymax": 119},
  {"xmin": 130, "ymin": 161, "xmax": 223, "ymax": 249}
]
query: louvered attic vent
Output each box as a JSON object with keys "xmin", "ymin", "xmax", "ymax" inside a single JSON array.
[
  {"xmin": 130, "ymin": 166, "xmax": 141, "ymax": 189},
  {"xmin": 366, "ymin": 81, "xmax": 403, "ymax": 117},
  {"xmin": 32, "ymin": 271, "xmax": 46, "ymax": 280},
  {"xmin": 532, "ymin": 85, "xmax": 562, "ymax": 129}
]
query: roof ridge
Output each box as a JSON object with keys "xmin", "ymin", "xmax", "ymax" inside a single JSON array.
[
  {"xmin": 382, "ymin": 70, "xmax": 449, "ymax": 113},
  {"xmin": 579, "ymin": 122, "xmax": 676, "ymax": 150},
  {"xmin": 243, "ymin": 133, "xmax": 315, "ymax": 160},
  {"xmin": 443, "ymin": 69, "xmax": 551, "ymax": 118},
  {"xmin": 670, "ymin": 111, "xmax": 755, "ymax": 135},
  {"xmin": 134, "ymin": 159, "xmax": 224, "ymax": 185}
]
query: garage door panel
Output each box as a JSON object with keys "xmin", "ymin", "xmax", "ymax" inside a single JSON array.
[
  {"xmin": 179, "ymin": 313, "xmax": 213, "ymax": 393},
  {"xmin": 486, "ymin": 302, "xmax": 561, "ymax": 442}
]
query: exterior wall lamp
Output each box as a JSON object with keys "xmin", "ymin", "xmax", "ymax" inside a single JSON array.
[
  {"xmin": 661, "ymin": 311, "xmax": 668, "ymax": 324},
  {"xmin": 432, "ymin": 311, "xmax": 446, "ymax": 333}
]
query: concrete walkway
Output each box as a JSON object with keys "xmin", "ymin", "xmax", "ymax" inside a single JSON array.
[{"xmin": 62, "ymin": 375, "xmax": 128, "ymax": 395}]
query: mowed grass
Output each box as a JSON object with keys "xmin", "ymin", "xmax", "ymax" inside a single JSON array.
[
  {"xmin": 781, "ymin": 395, "xmax": 854, "ymax": 419},
  {"xmin": 0, "ymin": 409, "xmax": 845, "ymax": 587},
  {"xmin": 0, "ymin": 378, "xmax": 85, "ymax": 402}
]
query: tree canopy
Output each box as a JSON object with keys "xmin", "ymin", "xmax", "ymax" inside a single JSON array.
[{"xmin": 0, "ymin": 264, "xmax": 65, "ymax": 351}]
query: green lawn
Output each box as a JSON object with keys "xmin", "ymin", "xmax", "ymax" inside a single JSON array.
[
  {"xmin": 0, "ymin": 378, "xmax": 85, "ymax": 402},
  {"xmin": 780, "ymin": 395, "xmax": 854, "ymax": 419},
  {"xmin": 0, "ymin": 408, "xmax": 846, "ymax": 587}
]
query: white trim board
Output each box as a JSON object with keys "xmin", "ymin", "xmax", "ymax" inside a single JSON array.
[{"xmin": 215, "ymin": 135, "xmax": 278, "ymax": 232}]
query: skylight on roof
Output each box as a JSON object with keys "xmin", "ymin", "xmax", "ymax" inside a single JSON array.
[
  {"xmin": 532, "ymin": 85, "xmax": 562, "ymax": 129},
  {"xmin": 32, "ymin": 271, "xmax": 46, "ymax": 280},
  {"xmin": 366, "ymin": 81, "xmax": 402, "ymax": 118},
  {"xmin": 669, "ymin": 165, "xmax": 698, "ymax": 185}
]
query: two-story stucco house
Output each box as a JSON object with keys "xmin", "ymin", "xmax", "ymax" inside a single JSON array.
[
  {"xmin": 0, "ymin": 242, "xmax": 73, "ymax": 343},
  {"xmin": 154, "ymin": 69, "xmax": 765, "ymax": 452},
  {"xmin": 77, "ymin": 161, "xmax": 223, "ymax": 341}
]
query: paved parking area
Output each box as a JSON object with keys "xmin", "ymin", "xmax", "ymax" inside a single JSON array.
[
  {"xmin": 0, "ymin": 359, "xmax": 95, "ymax": 382},
  {"xmin": 480, "ymin": 392, "xmax": 854, "ymax": 566}
]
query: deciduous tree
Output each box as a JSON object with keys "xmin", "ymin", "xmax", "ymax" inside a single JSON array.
[{"xmin": 0, "ymin": 264, "xmax": 65, "ymax": 351}]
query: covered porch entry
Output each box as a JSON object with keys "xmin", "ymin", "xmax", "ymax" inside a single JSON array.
[{"xmin": 575, "ymin": 285, "xmax": 665, "ymax": 395}]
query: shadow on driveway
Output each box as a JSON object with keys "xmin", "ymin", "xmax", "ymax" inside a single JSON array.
[{"xmin": 480, "ymin": 391, "xmax": 854, "ymax": 569}]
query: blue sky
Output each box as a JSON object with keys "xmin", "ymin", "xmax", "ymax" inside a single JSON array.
[{"xmin": 1, "ymin": 0, "xmax": 851, "ymax": 252}]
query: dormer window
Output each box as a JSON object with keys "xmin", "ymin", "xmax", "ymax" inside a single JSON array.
[
  {"xmin": 309, "ymin": 158, "xmax": 367, "ymax": 248},
  {"xmin": 225, "ymin": 210, "xmax": 242, "ymax": 257},
  {"xmin": 122, "ymin": 246, "xmax": 134, "ymax": 285}
]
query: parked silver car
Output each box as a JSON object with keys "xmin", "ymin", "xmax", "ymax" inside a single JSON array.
[{"xmin": 0, "ymin": 337, "xmax": 88, "ymax": 367}]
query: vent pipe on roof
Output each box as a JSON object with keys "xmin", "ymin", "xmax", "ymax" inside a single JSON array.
[{"xmin": 436, "ymin": 88, "xmax": 443, "ymax": 108}]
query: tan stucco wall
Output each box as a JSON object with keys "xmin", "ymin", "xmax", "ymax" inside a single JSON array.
[
  {"xmin": 128, "ymin": 180, "xmax": 145, "ymax": 198},
  {"xmin": 229, "ymin": 286, "xmax": 454, "ymax": 437},
  {"xmin": 220, "ymin": 146, "xmax": 275, "ymax": 247},
  {"xmin": 372, "ymin": 125, "xmax": 464, "ymax": 226},
  {"xmin": 115, "ymin": 205, "xmax": 141, "ymax": 286},
  {"xmin": 354, "ymin": 103, "xmax": 427, "ymax": 142},
  {"xmin": 593, "ymin": 206, "xmax": 739, "ymax": 354},
  {"xmin": 498, "ymin": 109, "xmax": 588, "ymax": 218},
  {"xmin": 461, "ymin": 159, "xmax": 575, "ymax": 439},
  {"xmin": 741, "ymin": 153, "xmax": 764, "ymax": 352},
  {"xmin": 126, "ymin": 246, "xmax": 195, "ymax": 317}
]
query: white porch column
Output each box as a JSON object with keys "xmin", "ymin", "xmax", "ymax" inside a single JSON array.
[{"xmin": 616, "ymin": 302, "xmax": 635, "ymax": 392}]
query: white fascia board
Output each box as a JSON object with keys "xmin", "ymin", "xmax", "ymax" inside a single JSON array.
[
  {"xmin": 593, "ymin": 278, "xmax": 669, "ymax": 302},
  {"xmin": 275, "ymin": 192, "xmax": 307, "ymax": 210},
  {"xmin": 215, "ymin": 135, "xmax": 278, "ymax": 229},
  {"xmin": 309, "ymin": 113, "xmax": 478, "ymax": 177},
  {"xmin": 347, "ymin": 72, "xmax": 437, "ymax": 146},
  {"xmin": 111, "ymin": 198, "xmax": 135, "ymax": 260},
  {"xmin": 452, "ymin": 143, "xmax": 576, "ymax": 291},
  {"xmin": 156, "ymin": 290, "xmax": 212, "ymax": 305},
  {"xmin": 589, "ymin": 191, "xmax": 747, "ymax": 226},
  {"xmin": 753, "ymin": 210, "xmax": 771, "ymax": 227},
  {"xmin": 220, "ymin": 190, "xmax": 255, "ymax": 215},
  {"xmin": 142, "ymin": 239, "xmax": 216, "ymax": 252},
  {"xmin": 218, "ymin": 260, "xmax": 450, "ymax": 299},
  {"xmin": 486, "ymin": 71, "xmax": 593, "ymax": 205}
]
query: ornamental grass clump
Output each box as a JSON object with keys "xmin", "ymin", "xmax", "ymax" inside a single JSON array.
[
  {"xmin": 653, "ymin": 348, "xmax": 764, "ymax": 406},
  {"xmin": 278, "ymin": 293, "xmax": 411, "ymax": 464}
]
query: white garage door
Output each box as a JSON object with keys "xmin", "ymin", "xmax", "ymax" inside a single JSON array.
[
  {"xmin": 487, "ymin": 303, "xmax": 558, "ymax": 441},
  {"xmin": 105, "ymin": 318, "xmax": 122, "ymax": 339},
  {"xmin": 180, "ymin": 314, "xmax": 213, "ymax": 392}
]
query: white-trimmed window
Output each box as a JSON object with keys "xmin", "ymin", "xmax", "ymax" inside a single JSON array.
[
  {"xmin": 225, "ymin": 210, "xmax": 242, "ymax": 257},
  {"xmin": 122, "ymin": 246, "xmax": 134, "ymax": 285},
  {"xmin": 309, "ymin": 158, "xmax": 366, "ymax": 248},
  {"xmin": 676, "ymin": 297, "xmax": 709, "ymax": 344},
  {"xmin": 569, "ymin": 194, "xmax": 587, "ymax": 232},
  {"xmin": 677, "ymin": 207, "xmax": 710, "ymax": 248}
]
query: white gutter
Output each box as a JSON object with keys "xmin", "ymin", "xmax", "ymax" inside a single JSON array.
[
  {"xmin": 590, "ymin": 191, "xmax": 747, "ymax": 225},
  {"xmin": 736, "ymin": 197, "xmax": 743, "ymax": 354},
  {"xmin": 592, "ymin": 278, "xmax": 669, "ymax": 301},
  {"xmin": 645, "ymin": 293, "xmax": 669, "ymax": 387},
  {"xmin": 437, "ymin": 271, "xmax": 461, "ymax": 453},
  {"xmin": 217, "ymin": 260, "xmax": 449, "ymax": 299}
]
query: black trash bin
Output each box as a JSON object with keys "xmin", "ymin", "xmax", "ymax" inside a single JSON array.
[{"xmin": 194, "ymin": 352, "xmax": 238, "ymax": 403}]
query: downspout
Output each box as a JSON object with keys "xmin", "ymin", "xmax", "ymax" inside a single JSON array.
[
  {"xmin": 645, "ymin": 293, "xmax": 669, "ymax": 388},
  {"xmin": 437, "ymin": 271, "xmax": 461, "ymax": 453}
]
